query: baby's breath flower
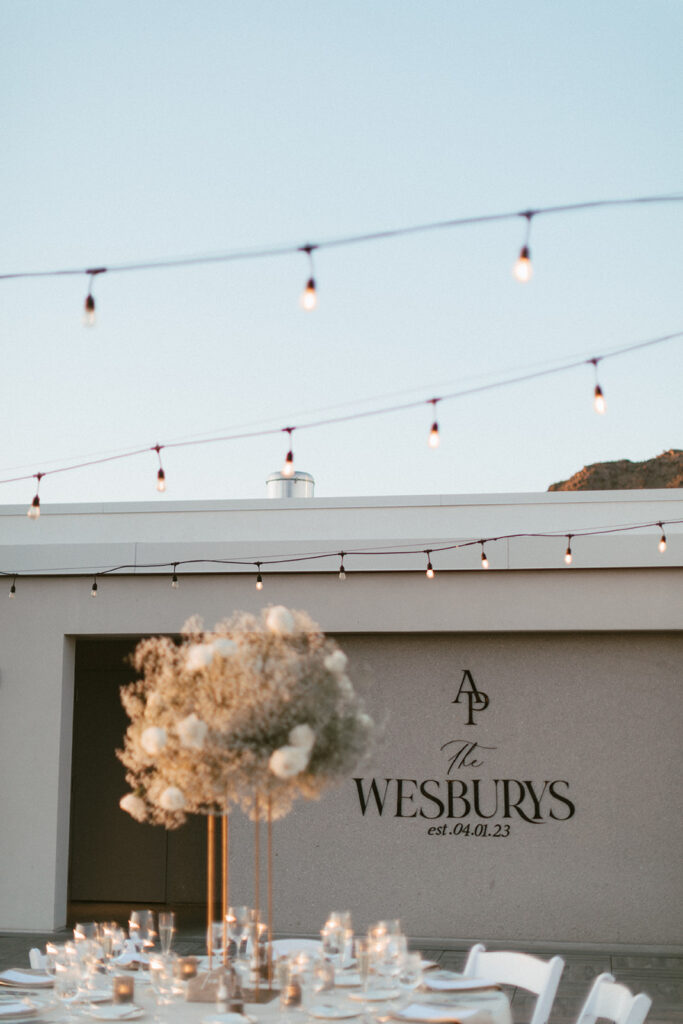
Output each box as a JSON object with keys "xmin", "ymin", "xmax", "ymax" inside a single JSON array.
[{"xmin": 177, "ymin": 713, "xmax": 208, "ymax": 750}]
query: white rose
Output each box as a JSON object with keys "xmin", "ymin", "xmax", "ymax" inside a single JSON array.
[
  {"xmin": 357, "ymin": 712, "xmax": 373, "ymax": 731},
  {"xmin": 177, "ymin": 712, "xmax": 208, "ymax": 750},
  {"xmin": 212, "ymin": 637, "xmax": 237, "ymax": 658},
  {"xmin": 140, "ymin": 726, "xmax": 167, "ymax": 756},
  {"xmin": 119, "ymin": 793, "xmax": 147, "ymax": 822},
  {"xmin": 159, "ymin": 786, "xmax": 186, "ymax": 811},
  {"xmin": 265, "ymin": 606, "xmax": 295, "ymax": 636},
  {"xmin": 324, "ymin": 649, "xmax": 348, "ymax": 675},
  {"xmin": 289, "ymin": 723, "xmax": 315, "ymax": 752},
  {"xmin": 186, "ymin": 643, "xmax": 214, "ymax": 672},
  {"xmin": 269, "ymin": 745, "xmax": 310, "ymax": 779}
]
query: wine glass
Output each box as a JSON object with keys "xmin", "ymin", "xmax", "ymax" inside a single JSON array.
[
  {"xmin": 355, "ymin": 939, "xmax": 371, "ymax": 999},
  {"xmin": 226, "ymin": 906, "xmax": 250, "ymax": 961},
  {"xmin": 54, "ymin": 960, "xmax": 81, "ymax": 1021},
  {"xmin": 159, "ymin": 912, "xmax": 176, "ymax": 955},
  {"xmin": 73, "ymin": 922, "xmax": 97, "ymax": 943},
  {"xmin": 207, "ymin": 921, "xmax": 225, "ymax": 960},
  {"xmin": 149, "ymin": 954, "xmax": 177, "ymax": 1005},
  {"xmin": 129, "ymin": 910, "xmax": 156, "ymax": 950},
  {"xmin": 397, "ymin": 953, "xmax": 423, "ymax": 996}
]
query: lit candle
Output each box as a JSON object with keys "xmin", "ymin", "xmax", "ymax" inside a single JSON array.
[
  {"xmin": 112, "ymin": 976, "xmax": 135, "ymax": 1004},
  {"xmin": 175, "ymin": 957, "xmax": 198, "ymax": 981}
]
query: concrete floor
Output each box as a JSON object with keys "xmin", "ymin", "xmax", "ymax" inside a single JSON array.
[{"xmin": 0, "ymin": 930, "xmax": 680, "ymax": 1023}]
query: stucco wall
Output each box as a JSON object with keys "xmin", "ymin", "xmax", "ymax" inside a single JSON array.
[{"xmin": 1, "ymin": 566, "xmax": 681, "ymax": 946}]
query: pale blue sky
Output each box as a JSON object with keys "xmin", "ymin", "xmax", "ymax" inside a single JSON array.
[{"xmin": 1, "ymin": 0, "xmax": 681, "ymax": 504}]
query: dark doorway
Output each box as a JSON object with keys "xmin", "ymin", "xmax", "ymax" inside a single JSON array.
[{"xmin": 68, "ymin": 637, "xmax": 207, "ymax": 923}]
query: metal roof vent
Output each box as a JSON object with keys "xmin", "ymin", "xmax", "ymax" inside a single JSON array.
[{"xmin": 266, "ymin": 471, "xmax": 315, "ymax": 499}]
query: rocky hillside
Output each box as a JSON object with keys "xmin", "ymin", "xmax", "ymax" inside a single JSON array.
[{"xmin": 549, "ymin": 449, "xmax": 683, "ymax": 491}]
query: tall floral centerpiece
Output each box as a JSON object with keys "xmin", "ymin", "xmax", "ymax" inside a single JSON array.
[{"xmin": 117, "ymin": 605, "xmax": 374, "ymax": 974}]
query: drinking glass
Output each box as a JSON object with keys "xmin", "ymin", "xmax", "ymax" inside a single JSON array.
[
  {"xmin": 355, "ymin": 939, "xmax": 371, "ymax": 1000},
  {"xmin": 321, "ymin": 921, "xmax": 345, "ymax": 965},
  {"xmin": 73, "ymin": 922, "xmax": 97, "ymax": 943},
  {"xmin": 149, "ymin": 954, "xmax": 177, "ymax": 1005},
  {"xmin": 397, "ymin": 953, "xmax": 423, "ymax": 994},
  {"xmin": 226, "ymin": 906, "xmax": 250, "ymax": 961},
  {"xmin": 158, "ymin": 912, "xmax": 176, "ymax": 955},
  {"xmin": 54, "ymin": 961, "xmax": 81, "ymax": 1021},
  {"xmin": 207, "ymin": 921, "xmax": 226, "ymax": 959},
  {"xmin": 129, "ymin": 910, "xmax": 156, "ymax": 949}
]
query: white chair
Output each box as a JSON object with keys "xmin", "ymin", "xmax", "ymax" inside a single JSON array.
[
  {"xmin": 575, "ymin": 972, "xmax": 652, "ymax": 1024},
  {"xmin": 463, "ymin": 943, "xmax": 564, "ymax": 1024},
  {"xmin": 270, "ymin": 938, "xmax": 323, "ymax": 956}
]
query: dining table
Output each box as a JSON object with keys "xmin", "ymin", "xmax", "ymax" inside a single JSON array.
[{"xmin": 0, "ymin": 954, "xmax": 511, "ymax": 1024}]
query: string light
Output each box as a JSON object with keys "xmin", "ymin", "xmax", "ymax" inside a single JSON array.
[
  {"xmin": 658, "ymin": 524, "xmax": 667, "ymax": 553},
  {"xmin": 282, "ymin": 428, "xmax": 295, "ymax": 478},
  {"xmin": 564, "ymin": 535, "xmax": 573, "ymax": 565},
  {"xmin": 153, "ymin": 445, "xmax": 167, "ymax": 492},
  {"xmin": 83, "ymin": 268, "xmax": 105, "ymax": 327},
  {"xmin": 480, "ymin": 542, "xmax": 489, "ymax": 569},
  {"xmin": 299, "ymin": 245, "xmax": 317, "ymax": 311},
  {"xmin": 428, "ymin": 398, "xmax": 440, "ymax": 449},
  {"xmin": 171, "ymin": 563, "xmax": 179, "ymax": 588},
  {"xmin": 90, "ymin": 576, "xmax": 98, "ymax": 597},
  {"xmin": 9, "ymin": 576, "xmax": 16, "ymax": 599},
  {"xmin": 591, "ymin": 358, "xmax": 606, "ymax": 414},
  {"xmin": 255, "ymin": 562, "xmax": 264, "ymax": 590},
  {"xmin": 1, "ymin": 330, "xmax": 679, "ymax": 502},
  {"xmin": 425, "ymin": 550, "xmax": 435, "ymax": 579},
  {"xmin": 513, "ymin": 212, "xmax": 534, "ymax": 283},
  {"xmin": 27, "ymin": 473, "xmax": 44, "ymax": 519},
  {"xmin": 338, "ymin": 552, "xmax": 346, "ymax": 581}
]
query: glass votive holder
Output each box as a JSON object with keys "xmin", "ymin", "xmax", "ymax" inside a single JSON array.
[
  {"xmin": 174, "ymin": 956, "xmax": 198, "ymax": 982},
  {"xmin": 112, "ymin": 975, "xmax": 135, "ymax": 1004}
]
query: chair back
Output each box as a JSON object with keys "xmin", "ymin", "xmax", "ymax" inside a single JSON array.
[
  {"xmin": 463, "ymin": 943, "xmax": 564, "ymax": 1024},
  {"xmin": 575, "ymin": 972, "xmax": 652, "ymax": 1024}
]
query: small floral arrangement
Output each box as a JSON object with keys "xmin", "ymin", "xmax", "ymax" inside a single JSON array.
[{"xmin": 117, "ymin": 606, "xmax": 374, "ymax": 827}]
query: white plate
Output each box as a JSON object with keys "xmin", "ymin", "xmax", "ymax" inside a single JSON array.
[
  {"xmin": 201, "ymin": 1014, "xmax": 252, "ymax": 1024},
  {"xmin": 86, "ymin": 1003, "xmax": 144, "ymax": 1020},
  {"xmin": 309, "ymin": 1004, "xmax": 360, "ymax": 1019},
  {"xmin": 423, "ymin": 974, "xmax": 498, "ymax": 993},
  {"xmin": 390, "ymin": 1006, "xmax": 480, "ymax": 1023},
  {"xmin": 0, "ymin": 1002, "xmax": 39, "ymax": 1021},
  {"xmin": 348, "ymin": 988, "xmax": 400, "ymax": 1002}
]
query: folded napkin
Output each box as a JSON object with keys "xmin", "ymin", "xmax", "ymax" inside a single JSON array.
[
  {"xmin": 27, "ymin": 954, "xmax": 46, "ymax": 972},
  {"xmin": 390, "ymin": 1003, "xmax": 480, "ymax": 1023},
  {"xmin": 0, "ymin": 971, "xmax": 53, "ymax": 989},
  {"xmin": 112, "ymin": 941, "xmax": 149, "ymax": 970}
]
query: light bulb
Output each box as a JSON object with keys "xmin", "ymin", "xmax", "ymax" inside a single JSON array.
[
  {"xmin": 91, "ymin": 579, "xmax": 98, "ymax": 597},
  {"xmin": 564, "ymin": 545, "xmax": 573, "ymax": 566},
  {"xmin": 171, "ymin": 570, "xmax": 179, "ymax": 589},
  {"xmin": 157, "ymin": 468, "xmax": 166, "ymax": 492},
  {"xmin": 513, "ymin": 246, "xmax": 532, "ymax": 283},
  {"xmin": 481, "ymin": 549, "xmax": 489, "ymax": 569},
  {"xmin": 339, "ymin": 564, "xmax": 346, "ymax": 581},
  {"xmin": 300, "ymin": 277, "xmax": 317, "ymax": 311},
  {"xmin": 426, "ymin": 557, "xmax": 435, "ymax": 579},
  {"xmin": 658, "ymin": 530, "xmax": 667, "ymax": 554},
  {"xmin": 282, "ymin": 450, "xmax": 295, "ymax": 478},
  {"xmin": 256, "ymin": 572, "xmax": 264, "ymax": 591},
  {"xmin": 27, "ymin": 495, "xmax": 40, "ymax": 519},
  {"xmin": 83, "ymin": 293, "xmax": 96, "ymax": 327},
  {"xmin": 593, "ymin": 384, "xmax": 606, "ymax": 415},
  {"xmin": 428, "ymin": 422, "xmax": 440, "ymax": 449},
  {"xmin": 9, "ymin": 579, "xmax": 16, "ymax": 599}
]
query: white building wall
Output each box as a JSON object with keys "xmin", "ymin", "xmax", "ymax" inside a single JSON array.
[{"xmin": 0, "ymin": 491, "xmax": 681, "ymax": 946}]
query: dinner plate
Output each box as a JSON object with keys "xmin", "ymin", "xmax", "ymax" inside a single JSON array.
[
  {"xmin": 423, "ymin": 973, "xmax": 498, "ymax": 993},
  {"xmin": 0, "ymin": 1001, "xmax": 40, "ymax": 1021},
  {"xmin": 85, "ymin": 1003, "xmax": 144, "ymax": 1020},
  {"xmin": 309, "ymin": 1004, "xmax": 360, "ymax": 1019},
  {"xmin": 0, "ymin": 972, "xmax": 52, "ymax": 991},
  {"xmin": 348, "ymin": 988, "xmax": 400, "ymax": 1002},
  {"xmin": 390, "ymin": 1004, "xmax": 480, "ymax": 1023}
]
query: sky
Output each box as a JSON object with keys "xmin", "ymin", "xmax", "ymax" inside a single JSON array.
[{"xmin": 1, "ymin": 0, "xmax": 681, "ymax": 506}]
